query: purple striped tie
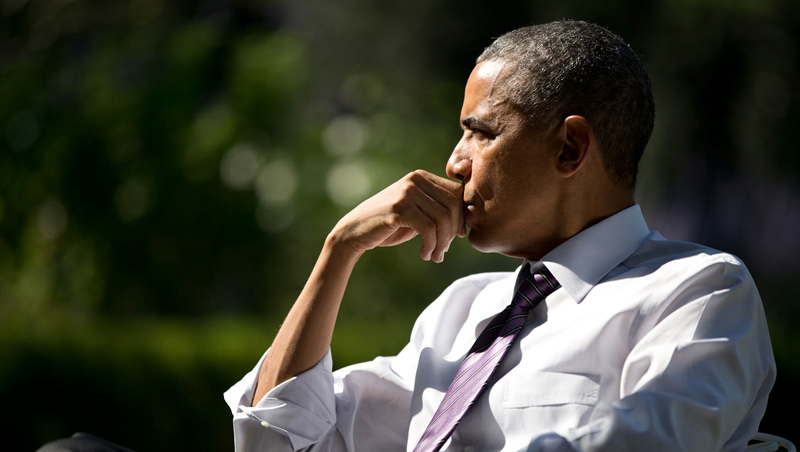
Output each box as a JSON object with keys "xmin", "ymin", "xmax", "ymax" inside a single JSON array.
[{"xmin": 412, "ymin": 261, "xmax": 560, "ymax": 452}]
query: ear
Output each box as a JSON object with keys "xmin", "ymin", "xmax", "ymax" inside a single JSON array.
[{"xmin": 557, "ymin": 115, "xmax": 594, "ymax": 178}]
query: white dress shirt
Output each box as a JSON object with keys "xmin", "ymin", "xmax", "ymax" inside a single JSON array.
[{"xmin": 225, "ymin": 205, "xmax": 776, "ymax": 452}]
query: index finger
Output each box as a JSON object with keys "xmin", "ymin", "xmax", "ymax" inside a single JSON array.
[
  {"xmin": 409, "ymin": 170, "xmax": 464, "ymax": 214},
  {"xmin": 412, "ymin": 169, "xmax": 464, "ymax": 198}
]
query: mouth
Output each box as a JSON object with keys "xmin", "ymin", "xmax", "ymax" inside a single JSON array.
[{"xmin": 463, "ymin": 201, "xmax": 476, "ymax": 228}]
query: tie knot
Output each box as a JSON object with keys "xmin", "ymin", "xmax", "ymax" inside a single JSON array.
[{"xmin": 513, "ymin": 262, "xmax": 560, "ymax": 311}]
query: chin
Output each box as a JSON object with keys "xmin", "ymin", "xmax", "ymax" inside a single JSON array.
[
  {"xmin": 467, "ymin": 228, "xmax": 540, "ymax": 259},
  {"xmin": 467, "ymin": 229, "xmax": 511, "ymax": 256},
  {"xmin": 467, "ymin": 237, "xmax": 494, "ymax": 254}
]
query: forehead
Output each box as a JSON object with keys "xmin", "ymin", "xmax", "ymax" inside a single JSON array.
[
  {"xmin": 473, "ymin": 60, "xmax": 508, "ymax": 82},
  {"xmin": 465, "ymin": 61, "xmax": 508, "ymax": 101},
  {"xmin": 461, "ymin": 61, "xmax": 518, "ymax": 123}
]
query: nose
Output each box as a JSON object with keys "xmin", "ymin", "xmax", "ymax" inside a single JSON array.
[{"xmin": 446, "ymin": 139, "xmax": 472, "ymax": 182}]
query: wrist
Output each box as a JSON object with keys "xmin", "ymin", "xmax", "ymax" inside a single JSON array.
[{"xmin": 324, "ymin": 228, "xmax": 364, "ymax": 265}]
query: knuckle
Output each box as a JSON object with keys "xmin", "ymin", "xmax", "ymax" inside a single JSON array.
[
  {"xmin": 406, "ymin": 170, "xmax": 422, "ymax": 182},
  {"xmin": 409, "ymin": 169, "xmax": 431, "ymax": 184},
  {"xmin": 383, "ymin": 213, "xmax": 401, "ymax": 228},
  {"xmin": 401, "ymin": 182, "xmax": 417, "ymax": 196},
  {"xmin": 391, "ymin": 181, "xmax": 415, "ymax": 202},
  {"xmin": 389, "ymin": 199, "xmax": 407, "ymax": 214}
]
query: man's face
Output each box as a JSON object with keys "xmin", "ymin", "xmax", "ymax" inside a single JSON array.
[{"xmin": 446, "ymin": 61, "xmax": 564, "ymax": 259}]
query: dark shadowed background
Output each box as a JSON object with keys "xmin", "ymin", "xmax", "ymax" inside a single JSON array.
[{"xmin": 1, "ymin": 0, "xmax": 798, "ymax": 450}]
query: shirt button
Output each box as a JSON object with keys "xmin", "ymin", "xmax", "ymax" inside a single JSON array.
[{"xmin": 464, "ymin": 447, "xmax": 475, "ymax": 452}]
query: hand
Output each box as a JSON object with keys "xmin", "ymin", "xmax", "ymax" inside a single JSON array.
[{"xmin": 330, "ymin": 170, "xmax": 466, "ymax": 263}]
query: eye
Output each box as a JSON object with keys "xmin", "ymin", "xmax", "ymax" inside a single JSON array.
[
  {"xmin": 472, "ymin": 128, "xmax": 496, "ymax": 141},
  {"xmin": 460, "ymin": 117, "xmax": 497, "ymax": 141}
]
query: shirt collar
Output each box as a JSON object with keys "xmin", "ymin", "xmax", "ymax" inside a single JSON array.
[{"xmin": 536, "ymin": 204, "xmax": 651, "ymax": 304}]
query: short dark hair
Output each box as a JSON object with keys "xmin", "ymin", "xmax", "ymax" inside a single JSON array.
[{"xmin": 477, "ymin": 21, "xmax": 655, "ymax": 189}]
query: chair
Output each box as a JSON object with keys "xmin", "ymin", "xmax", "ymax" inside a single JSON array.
[{"xmin": 747, "ymin": 432, "xmax": 796, "ymax": 452}]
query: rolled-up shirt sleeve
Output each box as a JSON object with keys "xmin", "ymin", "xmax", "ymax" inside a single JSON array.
[
  {"xmin": 224, "ymin": 349, "xmax": 337, "ymax": 451},
  {"xmin": 225, "ymin": 341, "xmax": 417, "ymax": 452}
]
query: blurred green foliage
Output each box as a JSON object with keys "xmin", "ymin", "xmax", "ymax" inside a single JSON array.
[{"xmin": 1, "ymin": 0, "xmax": 799, "ymax": 450}]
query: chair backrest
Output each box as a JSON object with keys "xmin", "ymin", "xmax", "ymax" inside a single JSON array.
[{"xmin": 747, "ymin": 432, "xmax": 796, "ymax": 452}]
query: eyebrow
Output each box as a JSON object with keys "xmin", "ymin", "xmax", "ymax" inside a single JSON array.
[{"xmin": 461, "ymin": 116, "xmax": 494, "ymax": 131}]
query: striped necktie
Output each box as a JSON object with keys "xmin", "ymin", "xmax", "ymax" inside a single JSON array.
[{"xmin": 412, "ymin": 261, "xmax": 560, "ymax": 452}]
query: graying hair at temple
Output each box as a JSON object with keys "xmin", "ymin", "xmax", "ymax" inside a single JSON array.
[{"xmin": 477, "ymin": 20, "xmax": 656, "ymax": 189}]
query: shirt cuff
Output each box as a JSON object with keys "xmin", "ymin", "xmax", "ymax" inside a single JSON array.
[{"xmin": 224, "ymin": 349, "xmax": 337, "ymax": 451}]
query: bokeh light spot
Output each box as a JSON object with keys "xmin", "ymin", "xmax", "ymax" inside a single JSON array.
[
  {"xmin": 322, "ymin": 116, "xmax": 369, "ymax": 157},
  {"xmin": 255, "ymin": 158, "xmax": 297, "ymax": 205},
  {"xmin": 220, "ymin": 142, "xmax": 261, "ymax": 190},
  {"xmin": 326, "ymin": 160, "xmax": 371, "ymax": 207}
]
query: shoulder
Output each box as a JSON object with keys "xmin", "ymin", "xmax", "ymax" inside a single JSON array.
[
  {"xmin": 623, "ymin": 232, "xmax": 752, "ymax": 287},
  {"xmin": 618, "ymin": 233, "xmax": 762, "ymax": 331}
]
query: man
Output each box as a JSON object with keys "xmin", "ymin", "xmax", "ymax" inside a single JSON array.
[{"xmin": 225, "ymin": 20, "xmax": 775, "ymax": 452}]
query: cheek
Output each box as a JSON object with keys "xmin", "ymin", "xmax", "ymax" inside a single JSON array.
[
  {"xmin": 485, "ymin": 156, "xmax": 526, "ymax": 200},
  {"xmin": 472, "ymin": 139, "xmax": 532, "ymax": 205},
  {"xmin": 471, "ymin": 159, "xmax": 501, "ymax": 202},
  {"xmin": 488, "ymin": 164, "xmax": 546, "ymax": 216},
  {"xmin": 471, "ymin": 144, "xmax": 511, "ymax": 196}
]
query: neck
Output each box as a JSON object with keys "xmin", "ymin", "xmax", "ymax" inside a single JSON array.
[
  {"xmin": 518, "ymin": 185, "xmax": 635, "ymax": 261},
  {"xmin": 566, "ymin": 180, "xmax": 634, "ymax": 234}
]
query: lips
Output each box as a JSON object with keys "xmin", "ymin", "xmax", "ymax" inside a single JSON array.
[
  {"xmin": 462, "ymin": 198, "xmax": 475, "ymax": 212},
  {"xmin": 462, "ymin": 200, "xmax": 477, "ymax": 227}
]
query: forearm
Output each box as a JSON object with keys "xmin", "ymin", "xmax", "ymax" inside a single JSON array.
[
  {"xmin": 252, "ymin": 232, "xmax": 361, "ymax": 405},
  {"xmin": 250, "ymin": 170, "xmax": 463, "ymax": 406}
]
